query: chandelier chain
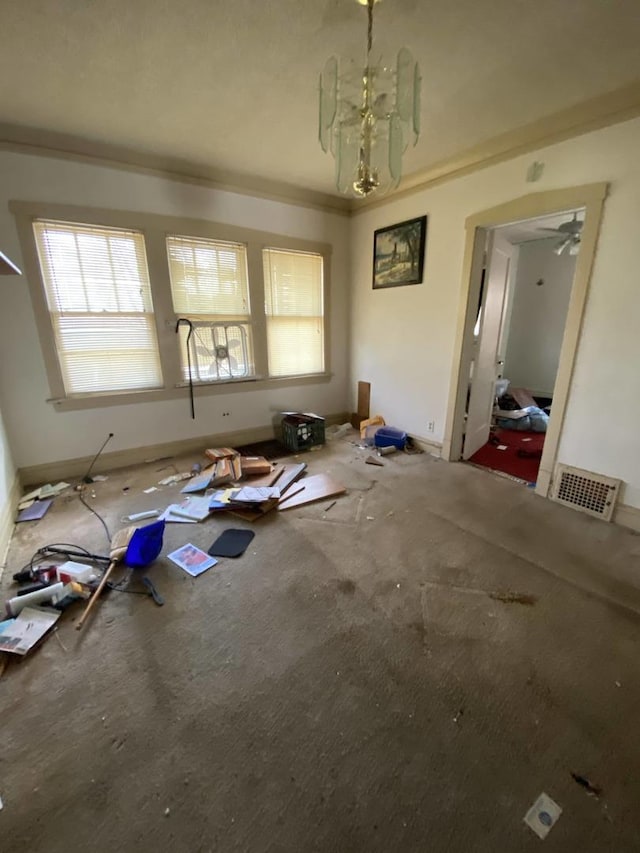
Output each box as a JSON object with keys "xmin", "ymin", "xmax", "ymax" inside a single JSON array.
[{"xmin": 367, "ymin": 0, "xmax": 374, "ymax": 56}]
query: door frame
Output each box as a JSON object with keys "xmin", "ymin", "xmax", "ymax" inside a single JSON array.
[{"xmin": 442, "ymin": 182, "xmax": 608, "ymax": 498}]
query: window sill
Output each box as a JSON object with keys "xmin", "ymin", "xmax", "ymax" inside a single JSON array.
[{"xmin": 48, "ymin": 372, "xmax": 333, "ymax": 411}]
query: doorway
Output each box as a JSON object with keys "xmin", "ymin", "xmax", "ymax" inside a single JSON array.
[
  {"xmin": 463, "ymin": 209, "xmax": 584, "ymax": 484},
  {"xmin": 442, "ymin": 183, "xmax": 608, "ymax": 499}
]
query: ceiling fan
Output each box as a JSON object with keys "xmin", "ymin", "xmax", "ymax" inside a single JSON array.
[{"xmin": 538, "ymin": 213, "xmax": 583, "ymax": 256}]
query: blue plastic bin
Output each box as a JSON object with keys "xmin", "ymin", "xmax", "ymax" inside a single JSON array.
[{"xmin": 374, "ymin": 426, "xmax": 407, "ymax": 450}]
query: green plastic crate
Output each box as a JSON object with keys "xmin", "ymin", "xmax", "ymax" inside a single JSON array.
[{"xmin": 281, "ymin": 414, "xmax": 325, "ymax": 452}]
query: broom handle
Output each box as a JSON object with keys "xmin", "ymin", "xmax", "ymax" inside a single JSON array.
[{"xmin": 75, "ymin": 559, "xmax": 117, "ymax": 630}]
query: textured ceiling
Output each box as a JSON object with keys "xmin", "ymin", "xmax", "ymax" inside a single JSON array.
[{"xmin": 2, "ymin": 0, "xmax": 640, "ymax": 196}]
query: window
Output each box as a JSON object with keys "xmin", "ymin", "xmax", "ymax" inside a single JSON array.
[
  {"xmin": 166, "ymin": 235, "xmax": 254, "ymax": 382},
  {"xmin": 33, "ymin": 220, "xmax": 162, "ymax": 395},
  {"xmin": 16, "ymin": 201, "xmax": 331, "ymax": 409},
  {"xmin": 263, "ymin": 248, "xmax": 324, "ymax": 377}
]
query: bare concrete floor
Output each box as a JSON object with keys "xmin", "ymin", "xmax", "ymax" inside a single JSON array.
[{"xmin": 2, "ymin": 433, "xmax": 640, "ymax": 852}]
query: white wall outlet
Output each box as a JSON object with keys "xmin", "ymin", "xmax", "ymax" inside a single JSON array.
[{"xmin": 427, "ymin": 421, "xmax": 435, "ymax": 433}]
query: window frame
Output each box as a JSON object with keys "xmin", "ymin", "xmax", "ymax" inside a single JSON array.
[{"xmin": 11, "ymin": 201, "xmax": 332, "ymax": 411}]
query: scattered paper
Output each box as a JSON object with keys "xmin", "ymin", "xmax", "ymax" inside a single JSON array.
[
  {"xmin": 168, "ymin": 497, "xmax": 212, "ymax": 521},
  {"xmin": 92, "ymin": 475, "xmax": 109, "ymax": 482},
  {"xmin": 158, "ymin": 473, "xmax": 191, "ymax": 486},
  {"xmin": 39, "ymin": 482, "xmax": 70, "ymax": 499},
  {"xmin": 167, "ymin": 544, "xmax": 218, "ymax": 577},
  {"xmin": 497, "ymin": 445, "xmax": 508, "ymax": 451},
  {"xmin": 0, "ymin": 607, "xmax": 60, "ymax": 656},
  {"xmin": 144, "ymin": 486, "xmax": 159, "ymax": 494},
  {"xmin": 181, "ymin": 470, "xmax": 214, "ymax": 494},
  {"xmin": 521, "ymin": 438, "xmax": 532, "ymax": 443},
  {"xmin": 160, "ymin": 505, "xmax": 198, "ymax": 523},
  {"xmin": 230, "ymin": 486, "xmax": 280, "ymax": 503},
  {"xmin": 524, "ymin": 792, "xmax": 562, "ymax": 840}
]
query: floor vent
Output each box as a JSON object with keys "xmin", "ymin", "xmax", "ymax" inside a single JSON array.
[{"xmin": 551, "ymin": 464, "xmax": 620, "ymax": 521}]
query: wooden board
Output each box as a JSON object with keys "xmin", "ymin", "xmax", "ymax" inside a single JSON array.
[
  {"xmin": 275, "ymin": 463, "xmax": 307, "ymax": 495},
  {"xmin": 357, "ymin": 381, "xmax": 371, "ymax": 418},
  {"xmin": 350, "ymin": 380, "xmax": 371, "ymax": 429},
  {"xmin": 277, "ymin": 474, "xmax": 345, "ymax": 511},
  {"xmin": 228, "ymin": 498, "xmax": 279, "ymax": 523}
]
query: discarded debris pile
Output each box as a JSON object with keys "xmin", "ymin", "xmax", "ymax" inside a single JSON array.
[
  {"xmin": 157, "ymin": 445, "xmax": 346, "ymax": 522},
  {"xmin": 2, "ymin": 441, "xmax": 348, "ymax": 674}
]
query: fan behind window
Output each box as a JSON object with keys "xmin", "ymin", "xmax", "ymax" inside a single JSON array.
[{"xmin": 187, "ymin": 322, "xmax": 251, "ymax": 382}]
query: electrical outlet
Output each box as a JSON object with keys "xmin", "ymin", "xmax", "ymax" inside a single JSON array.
[{"xmin": 427, "ymin": 421, "xmax": 435, "ymax": 433}]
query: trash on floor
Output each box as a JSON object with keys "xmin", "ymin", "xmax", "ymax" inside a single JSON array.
[
  {"xmin": 16, "ymin": 499, "xmax": 53, "ymax": 523},
  {"xmin": 365, "ymin": 455, "xmax": 384, "ymax": 466},
  {"xmin": 523, "ymin": 792, "xmax": 562, "ymax": 840},
  {"xmin": 158, "ymin": 472, "xmax": 192, "ymax": 486},
  {"xmin": 571, "ymin": 773, "xmax": 602, "ymax": 798},
  {"xmin": 0, "ymin": 606, "xmax": 60, "ymax": 655},
  {"xmin": 208, "ymin": 529, "xmax": 255, "ymax": 558},
  {"xmin": 377, "ymin": 445, "xmax": 398, "ymax": 456},
  {"xmin": 18, "ymin": 481, "xmax": 70, "ymax": 511},
  {"xmin": 168, "ymin": 544, "xmax": 218, "ymax": 577}
]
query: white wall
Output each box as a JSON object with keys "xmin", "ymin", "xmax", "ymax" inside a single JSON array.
[
  {"xmin": 0, "ymin": 151, "xmax": 350, "ymax": 469},
  {"xmin": 503, "ymin": 238, "xmax": 576, "ymax": 396},
  {"xmin": 0, "ymin": 404, "xmax": 17, "ymax": 564},
  {"xmin": 350, "ymin": 117, "xmax": 640, "ymax": 509}
]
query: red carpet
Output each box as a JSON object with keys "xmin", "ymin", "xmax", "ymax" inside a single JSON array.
[{"xmin": 468, "ymin": 428, "xmax": 545, "ymax": 483}]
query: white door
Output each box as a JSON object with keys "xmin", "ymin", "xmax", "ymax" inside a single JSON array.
[{"xmin": 463, "ymin": 231, "xmax": 515, "ymax": 459}]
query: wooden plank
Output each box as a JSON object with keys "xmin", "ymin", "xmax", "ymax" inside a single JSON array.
[
  {"xmin": 227, "ymin": 498, "xmax": 279, "ymax": 523},
  {"xmin": 277, "ymin": 463, "xmax": 307, "ymax": 495},
  {"xmin": 277, "ymin": 474, "xmax": 345, "ymax": 511},
  {"xmin": 357, "ymin": 381, "xmax": 371, "ymax": 419}
]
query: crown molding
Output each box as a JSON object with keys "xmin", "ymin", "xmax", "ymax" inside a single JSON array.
[
  {"xmin": 2, "ymin": 79, "xmax": 639, "ymax": 219},
  {"xmin": 0, "ymin": 122, "xmax": 351, "ymax": 216},
  {"xmin": 354, "ymin": 79, "xmax": 640, "ymax": 213}
]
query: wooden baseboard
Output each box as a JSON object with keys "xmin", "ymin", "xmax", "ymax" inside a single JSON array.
[
  {"xmin": 614, "ymin": 502, "xmax": 640, "ymax": 533},
  {"xmin": 18, "ymin": 412, "xmax": 350, "ymax": 486},
  {"xmin": 410, "ymin": 434, "xmax": 443, "ymax": 457},
  {"xmin": 0, "ymin": 472, "xmax": 22, "ymax": 576}
]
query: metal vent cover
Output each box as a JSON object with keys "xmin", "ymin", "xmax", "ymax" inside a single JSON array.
[{"xmin": 551, "ymin": 464, "xmax": 620, "ymax": 521}]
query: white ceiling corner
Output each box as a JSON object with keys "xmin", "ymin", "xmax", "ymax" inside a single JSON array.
[{"xmin": 1, "ymin": 0, "xmax": 640, "ymax": 197}]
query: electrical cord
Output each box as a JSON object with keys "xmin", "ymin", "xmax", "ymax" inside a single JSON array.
[{"xmin": 78, "ymin": 490, "xmax": 112, "ymax": 544}]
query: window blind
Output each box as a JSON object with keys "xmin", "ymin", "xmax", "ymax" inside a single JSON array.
[
  {"xmin": 263, "ymin": 248, "xmax": 324, "ymax": 377},
  {"xmin": 167, "ymin": 235, "xmax": 254, "ymax": 381},
  {"xmin": 167, "ymin": 235, "xmax": 251, "ymax": 319},
  {"xmin": 33, "ymin": 220, "xmax": 163, "ymax": 395}
]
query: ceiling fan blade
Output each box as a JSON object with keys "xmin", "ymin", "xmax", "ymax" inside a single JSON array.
[
  {"xmin": 537, "ymin": 227, "xmax": 564, "ymax": 233},
  {"xmin": 554, "ymin": 237, "xmax": 571, "ymax": 256}
]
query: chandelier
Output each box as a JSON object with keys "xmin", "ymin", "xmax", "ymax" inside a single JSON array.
[{"xmin": 318, "ymin": 0, "xmax": 421, "ymax": 198}]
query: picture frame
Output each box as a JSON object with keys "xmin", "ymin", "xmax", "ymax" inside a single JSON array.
[{"xmin": 372, "ymin": 215, "xmax": 427, "ymax": 289}]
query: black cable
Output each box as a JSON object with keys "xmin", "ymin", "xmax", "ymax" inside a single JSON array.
[
  {"xmin": 76, "ymin": 431, "xmax": 114, "ymax": 543},
  {"xmin": 82, "ymin": 432, "xmax": 114, "ymax": 483},
  {"xmin": 77, "ymin": 491, "xmax": 112, "ymax": 544},
  {"xmin": 175, "ymin": 318, "xmax": 195, "ymax": 419}
]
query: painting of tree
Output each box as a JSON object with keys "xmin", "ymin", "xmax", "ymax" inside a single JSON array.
[{"xmin": 372, "ymin": 216, "xmax": 427, "ymax": 288}]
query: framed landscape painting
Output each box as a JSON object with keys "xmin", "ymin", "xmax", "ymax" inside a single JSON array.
[{"xmin": 372, "ymin": 215, "xmax": 427, "ymax": 289}]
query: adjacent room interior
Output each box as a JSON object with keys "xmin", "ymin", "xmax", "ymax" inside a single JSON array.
[
  {"xmin": 1, "ymin": 1, "xmax": 640, "ymax": 851},
  {"xmin": 464, "ymin": 209, "xmax": 583, "ymax": 485}
]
